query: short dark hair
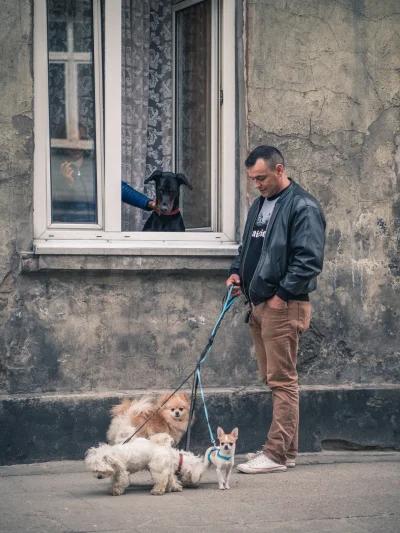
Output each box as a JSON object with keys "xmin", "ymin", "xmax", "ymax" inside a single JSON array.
[{"xmin": 245, "ymin": 145, "xmax": 284, "ymax": 169}]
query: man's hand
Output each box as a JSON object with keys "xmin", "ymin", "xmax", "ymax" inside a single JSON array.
[
  {"xmin": 267, "ymin": 295, "xmax": 287, "ymax": 309},
  {"xmin": 226, "ymin": 274, "xmax": 241, "ymax": 297},
  {"xmin": 60, "ymin": 162, "xmax": 75, "ymax": 188},
  {"xmin": 147, "ymin": 199, "xmax": 156, "ymax": 210}
]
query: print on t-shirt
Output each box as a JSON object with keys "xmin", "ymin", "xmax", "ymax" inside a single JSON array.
[{"xmin": 251, "ymin": 197, "xmax": 278, "ymax": 239}]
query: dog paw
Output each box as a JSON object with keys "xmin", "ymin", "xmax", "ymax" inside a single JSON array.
[
  {"xmin": 225, "ymin": 485, "xmax": 230, "ymax": 490},
  {"xmin": 219, "ymin": 485, "xmax": 225, "ymax": 490},
  {"xmin": 171, "ymin": 484, "xmax": 183, "ymax": 492},
  {"xmin": 151, "ymin": 488, "xmax": 166, "ymax": 496},
  {"xmin": 108, "ymin": 487, "xmax": 124, "ymax": 496}
]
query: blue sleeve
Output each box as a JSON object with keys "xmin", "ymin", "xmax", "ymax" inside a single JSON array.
[{"xmin": 121, "ymin": 181, "xmax": 152, "ymax": 210}]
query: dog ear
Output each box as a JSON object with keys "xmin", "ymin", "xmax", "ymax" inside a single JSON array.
[
  {"xmin": 85, "ymin": 447, "xmax": 97, "ymax": 458},
  {"xmin": 144, "ymin": 169, "xmax": 163, "ymax": 184},
  {"xmin": 231, "ymin": 427, "xmax": 239, "ymax": 439},
  {"xmin": 104, "ymin": 454, "xmax": 125, "ymax": 472},
  {"xmin": 217, "ymin": 427, "xmax": 224, "ymax": 438},
  {"xmin": 176, "ymin": 173, "xmax": 192, "ymax": 190}
]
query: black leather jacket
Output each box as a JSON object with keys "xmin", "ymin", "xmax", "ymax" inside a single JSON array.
[{"xmin": 229, "ymin": 180, "xmax": 326, "ymax": 306}]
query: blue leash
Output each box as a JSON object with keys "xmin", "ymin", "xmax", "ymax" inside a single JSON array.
[
  {"xmin": 185, "ymin": 285, "xmax": 237, "ymax": 449},
  {"xmin": 123, "ymin": 286, "xmax": 237, "ymax": 446}
]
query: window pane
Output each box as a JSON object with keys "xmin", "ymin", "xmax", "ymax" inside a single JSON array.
[
  {"xmin": 47, "ymin": 0, "xmax": 98, "ymax": 224},
  {"xmin": 175, "ymin": 0, "xmax": 212, "ymax": 230}
]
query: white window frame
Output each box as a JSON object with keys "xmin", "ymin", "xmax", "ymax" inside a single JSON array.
[{"xmin": 33, "ymin": 0, "xmax": 237, "ymax": 255}]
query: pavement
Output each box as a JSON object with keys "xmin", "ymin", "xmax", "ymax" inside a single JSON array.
[{"xmin": 0, "ymin": 452, "xmax": 399, "ymax": 533}]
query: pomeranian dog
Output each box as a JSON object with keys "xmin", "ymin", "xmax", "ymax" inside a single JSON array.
[{"xmin": 107, "ymin": 393, "xmax": 192, "ymax": 446}]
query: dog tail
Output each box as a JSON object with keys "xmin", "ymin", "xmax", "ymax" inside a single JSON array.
[
  {"xmin": 149, "ymin": 433, "xmax": 174, "ymax": 447},
  {"xmin": 110, "ymin": 396, "xmax": 154, "ymax": 418},
  {"xmin": 110, "ymin": 398, "xmax": 132, "ymax": 417},
  {"xmin": 127, "ymin": 396, "xmax": 154, "ymax": 417}
]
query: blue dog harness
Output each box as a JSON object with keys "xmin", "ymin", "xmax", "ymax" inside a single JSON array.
[{"xmin": 207, "ymin": 447, "xmax": 231, "ymax": 463}]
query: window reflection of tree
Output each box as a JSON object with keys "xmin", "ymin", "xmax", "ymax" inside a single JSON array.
[{"xmin": 48, "ymin": 0, "xmax": 96, "ymax": 152}]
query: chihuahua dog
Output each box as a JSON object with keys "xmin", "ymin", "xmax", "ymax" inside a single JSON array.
[
  {"xmin": 142, "ymin": 170, "xmax": 192, "ymax": 232},
  {"xmin": 204, "ymin": 427, "xmax": 239, "ymax": 490}
]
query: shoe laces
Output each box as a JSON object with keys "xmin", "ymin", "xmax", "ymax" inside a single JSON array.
[
  {"xmin": 248, "ymin": 453, "xmax": 270, "ymax": 466},
  {"xmin": 252, "ymin": 450, "xmax": 263, "ymax": 457}
]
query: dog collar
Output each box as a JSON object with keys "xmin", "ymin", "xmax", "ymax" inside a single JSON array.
[
  {"xmin": 177, "ymin": 453, "xmax": 184, "ymax": 474},
  {"xmin": 154, "ymin": 207, "xmax": 180, "ymax": 216},
  {"xmin": 207, "ymin": 447, "xmax": 231, "ymax": 462},
  {"xmin": 217, "ymin": 450, "xmax": 232, "ymax": 461}
]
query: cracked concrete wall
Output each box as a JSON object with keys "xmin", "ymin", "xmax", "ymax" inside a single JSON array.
[
  {"xmin": 0, "ymin": 0, "xmax": 399, "ymax": 397},
  {"xmin": 246, "ymin": 0, "xmax": 400, "ymax": 383},
  {"xmin": 0, "ymin": 1, "xmax": 33, "ymax": 390}
]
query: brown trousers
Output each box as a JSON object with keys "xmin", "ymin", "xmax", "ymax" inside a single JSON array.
[{"xmin": 249, "ymin": 300, "xmax": 311, "ymax": 465}]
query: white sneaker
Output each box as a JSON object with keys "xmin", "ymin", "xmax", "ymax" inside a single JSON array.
[
  {"xmin": 237, "ymin": 454, "xmax": 287, "ymax": 474},
  {"xmin": 245, "ymin": 450, "xmax": 263, "ymax": 461},
  {"xmin": 245, "ymin": 451, "xmax": 296, "ymax": 468}
]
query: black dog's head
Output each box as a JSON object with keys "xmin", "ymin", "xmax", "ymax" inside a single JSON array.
[{"xmin": 144, "ymin": 171, "xmax": 192, "ymax": 214}]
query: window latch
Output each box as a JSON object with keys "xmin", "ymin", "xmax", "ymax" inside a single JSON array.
[{"xmin": 220, "ymin": 89, "xmax": 223, "ymax": 105}]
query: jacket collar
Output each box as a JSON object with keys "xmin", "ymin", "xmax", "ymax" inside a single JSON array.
[{"xmin": 256, "ymin": 178, "xmax": 295, "ymax": 208}]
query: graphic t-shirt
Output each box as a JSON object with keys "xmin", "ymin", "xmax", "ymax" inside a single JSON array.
[{"xmin": 242, "ymin": 195, "xmax": 278, "ymax": 296}]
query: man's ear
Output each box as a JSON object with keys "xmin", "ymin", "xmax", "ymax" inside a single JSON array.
[
  {"xmin": 176, "ymin": 173, "xmax": 192, "ymax": 190},
  {"xmin": 144, "ymin": 169, "xmax": 163, "ymax": 184}
]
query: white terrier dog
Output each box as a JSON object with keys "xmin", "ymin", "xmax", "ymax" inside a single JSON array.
[
  {"xmin": 204, "ymin": 427, "xmax": 239, "ymax": 490},
  {"xmin": 148, "ymin": 433, "xmax": 207, "ymax": 487},
  {"xmin": 85, "ymin": 433, "xmax": 182, "ymax": 496}
]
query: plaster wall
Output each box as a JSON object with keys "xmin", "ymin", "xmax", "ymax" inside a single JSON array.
[
  {"xmin": 0, "ymin": 0, "xmax": 399, "ymax": 398},
  {"xmin": 246, "ymin": 0, "xmax": 400, "ymax": 384}
]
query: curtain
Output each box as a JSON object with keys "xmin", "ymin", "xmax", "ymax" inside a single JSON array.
[{"xmin": 121, "ymin": 0, "xmax": 173, "ymax": 231}]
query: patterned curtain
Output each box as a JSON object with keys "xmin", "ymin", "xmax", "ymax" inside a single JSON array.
[{"xmin": 121, "ymin": 0, "xmax": 173, "ymax": 231}]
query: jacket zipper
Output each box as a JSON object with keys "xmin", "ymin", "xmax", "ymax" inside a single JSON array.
[{"xmin": 243, "ymin": 194, "xmax": 287, "ymax": 305}]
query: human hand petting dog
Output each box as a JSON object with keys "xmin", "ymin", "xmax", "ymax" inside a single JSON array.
[
  {"xmin": 226, "ymin": 274, "xmax": 241, "ymax": 297},
  {"xmin": 147, "ymin": 199, "xmax": 156, "ymax": 210}
]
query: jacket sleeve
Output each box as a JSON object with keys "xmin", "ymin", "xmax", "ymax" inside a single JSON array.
[
  {"xmin": 228, "ymin": 244, "xmax": 243, "ymax": 277},
  {"xmin": 121, "ymin": 181, "xmax": 152, "ymax": 210},
  {"xmin": 277, "ymin": 205, "xmax": 326, "ymax": 297}
]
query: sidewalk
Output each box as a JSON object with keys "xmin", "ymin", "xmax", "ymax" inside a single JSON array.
[{"xmin": 1, "ymin": 452, "xmax": 399, "ymax": 533}]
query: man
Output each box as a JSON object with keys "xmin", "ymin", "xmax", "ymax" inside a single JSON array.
[
  {"xmin": 52, "ymin": 122, "xmax": 155, "ymax": 223},
  {"xmin": 226, "ymin": 146, "xmax": 326, "ymax": 473}
]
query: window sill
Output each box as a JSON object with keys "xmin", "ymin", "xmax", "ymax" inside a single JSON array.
[{"xmin": 24, "ymin": 240, "xmax": 239, "ymax": 272}]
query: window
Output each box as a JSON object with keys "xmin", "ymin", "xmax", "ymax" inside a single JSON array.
[{"xmin": 34, "ymin": 0, "xmax": 236, "ymax": 254}]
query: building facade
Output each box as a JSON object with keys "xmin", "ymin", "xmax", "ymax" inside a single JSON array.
[{"xmin": 0, "ymin": 0, "xmax": 399, "ymax": 464}]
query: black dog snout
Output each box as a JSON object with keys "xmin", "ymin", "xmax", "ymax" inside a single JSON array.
[
  {"xmin": 174, "ymin": 411, "xmax": 180, "ymax": 417},
  {"xmin": 97, "ymin": 474, "xmax": 103, "ymax": 479}
]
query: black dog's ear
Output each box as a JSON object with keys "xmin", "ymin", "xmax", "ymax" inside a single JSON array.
[
  {"xmin": 176, "ymin": 173, "xmax": 192, "ymax": 190},
  {"xmin": 144, "ymin": 169, "xmax": 163, "ymax": 184}
]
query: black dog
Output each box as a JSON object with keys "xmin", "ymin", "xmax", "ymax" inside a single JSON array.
[{"xmin": 142, "ymin": 170, "xmax": 192, "ymax": 232}]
